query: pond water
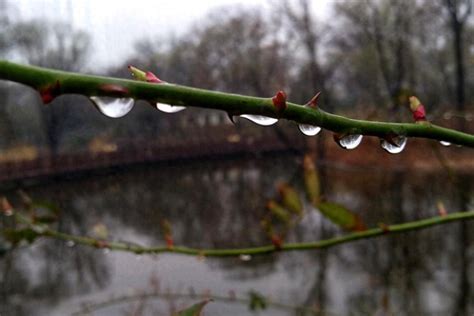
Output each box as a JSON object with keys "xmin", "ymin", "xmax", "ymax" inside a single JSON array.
[{"xmin": 1, "ymin": 153, "xmax": 473, "ymax": 316}]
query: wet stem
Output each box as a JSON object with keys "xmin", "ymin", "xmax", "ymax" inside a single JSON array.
[{"xmin": 0, "ymin": 60, "xmax": 473, "ymax": 147}]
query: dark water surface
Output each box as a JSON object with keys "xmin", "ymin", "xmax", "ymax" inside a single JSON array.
[{"xmin": 1, "ymin": 153, "xmax": 473, "ymax": 315}]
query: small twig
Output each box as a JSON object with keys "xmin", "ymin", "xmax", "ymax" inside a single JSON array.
[{"xmin": 11, "ymin": 210, "xmax": 474, "ymax": 257}]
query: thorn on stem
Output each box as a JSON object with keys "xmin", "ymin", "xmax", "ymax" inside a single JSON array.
[
  {"xmin": 39, "ymin": 80, "xmax": 61, "ymax": 104},
  {"xmin": 272, "ymin": 90, "xmax": 287, "ymax": 112},
  {"xmin": 271, "ymin": 234, "xmax": 283, "ymax": 250},
  {"xmin": 378, "ymin": 223, "xmax": 390, "ymax": 234},
  {"xmin": 95, "ymin": 240, "xmax": 110, "ymax": 249},
  {"xmin": 306, "ymin": 91, "xmax": 321, "ymax": 108}
]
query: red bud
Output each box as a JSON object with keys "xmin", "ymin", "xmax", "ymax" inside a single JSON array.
[
  {"xmin": 437, "ymin": 201, "xmax": 447, "ymax": 217},
  {"xmin": 165, "ymin": 234, "xmax": 174, "ymax": 249},
  {"xmin": 412, "ymin": 105, "xmax": 426, "ymax": 121},
  {"xmin": 145, "ymin": 71, "xmax": 163, "ymax": 83},
  {"xmin": 271, "ymin": 234, "xmax": 283, "ymax": 250},
  {"xmin": 409, "ymin": 96, "xmax": 427, "ymax": 122}
]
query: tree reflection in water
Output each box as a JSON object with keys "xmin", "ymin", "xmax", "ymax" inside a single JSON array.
[{"xmin": 0, "ymin": 154, "xmax": 473, "ymax": 315}]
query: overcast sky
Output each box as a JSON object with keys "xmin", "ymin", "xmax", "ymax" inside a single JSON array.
[{"xmin": 15, "ymin": 0, "xmax": 332, "ymax": 69}]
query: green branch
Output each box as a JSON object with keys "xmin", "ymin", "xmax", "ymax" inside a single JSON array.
[
  {"xmin": 1, "ymin": 60, "xmax": 473, "ymax": 147},
  {"xmin": 11, "ymin": 210, "xmax": 474, "ymax": 257},
  {"xmin": 72, "ymin": 290, "xmax": 327, "ymax": 316}
]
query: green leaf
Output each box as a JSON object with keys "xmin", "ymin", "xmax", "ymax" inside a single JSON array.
[
  {"xmin": 303, "ymin": 155, "xmax": 321, "ymax": 206},
  {"xmin": 318, "ymin": 202, "xmax": 365, "ymax": 231},
  {"xmin": 173, "ymin": 299, "xmax": 212, "ymax": 316},
  {"xmin": 266, "ymin": 200, "xmax": 291, "ymax": 223},
  {"xmin": 278, "ymin": 184, "xmax": 303, "ymax": 216}
]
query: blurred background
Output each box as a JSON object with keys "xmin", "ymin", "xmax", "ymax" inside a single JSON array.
[{"xmin": 0, "ymin": 0, "xmax": 473, "ymax": 315}]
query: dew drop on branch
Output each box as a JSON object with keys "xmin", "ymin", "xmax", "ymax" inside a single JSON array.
[
  {"xmin": 298, "ymin": 124, "xmax": 321, "ymax": 136},
  {"xmin": 336, "ymin": 134, "xmax": 363, "ymax": 149},
  {"xmin": 239, "ymin": 254, "xmax": 252, "ymax": 261},
  {"xmin": 380, "ymin": 136, "xmax": 407, "ymax": 154},
  {"xmin": 90, "ymin": 97, "xmax": 134, "ymax": 118},
  {"xmin": 239, "ymin": 115, "xmax": 278, "ymax": 126},
  {"xmin": 156, "ymin": 103, "xmax": 186, "ymax": 113},
  {"xmin": 439, "ymin": 141, "xmax": 451, "ymax": 147}
]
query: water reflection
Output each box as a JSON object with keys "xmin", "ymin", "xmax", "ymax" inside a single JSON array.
[{"xmin": 1, "ymin": 154, "xmax": 473, "ymax": 315}]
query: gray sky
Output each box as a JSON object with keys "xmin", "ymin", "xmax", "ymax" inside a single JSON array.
[{"xmin": 16, "ymin": 0, "xmax": 332, "ymax": 69}]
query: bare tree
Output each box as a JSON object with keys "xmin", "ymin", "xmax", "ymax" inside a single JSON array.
[
  {"xmin": 441, "ymin": 0, "xmax": 472, "ymax": 130},
  {"xmin": 11, "ymin": 21, "xmax": 90, "ymax": 154}
]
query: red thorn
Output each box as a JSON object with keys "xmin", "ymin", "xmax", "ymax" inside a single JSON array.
[
  {"xmin": 271, "ymin": 234, "xmax": 283, "ymax": 250},
  {"xmin": 39, "ymin": 80, "xmax": 61, "ymax": 104},
  {"xmin": 307, "ymin": 91, "xmax": 321, "ymax": 108},
  {"xmin": 272, "ymin": 90, "xmax": 287, "ymax": 112},
  {"xmin": 145, "ymin": 71, "xmax": 163, "ymax": 83},
  {"xmin": 165, "ymin": 234, "xmax": 174, "ymax": 249},
  {"xmin": 95, "ymin": 240, "xmax": 109, "ymax": 249}
]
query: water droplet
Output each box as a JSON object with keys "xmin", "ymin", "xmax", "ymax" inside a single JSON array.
[
  {"xmin": 336, "ymin": 134, "xmax": 363, "ymax": 150},
  {"xmin": 440, "ymin": 141, "xmax": 451, "ymax": 147},
  {"xmin": 66, "ymin": 240, "xmax": 76, "ymax": 247},
  {"xmin": 156, "ymin": 103, "xmax": 186, "ymax": 113},
  {"xmin": 90, "ymin": 97, "xmax": 134, "ymax": 118},
  {"xmin": 298, "ymin": 124, "xmax": 321, "ymax": 136},
  {"xmin": 239, "ymin": 254, "xmax": 252, "ymax": 261},
  {"xmin": 380, "ymin": 136, "xmax": 407, "ymax": 154},
  {"xmin": 239, "ymin": 115, "xmax": 278, "ymax": 126}
]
